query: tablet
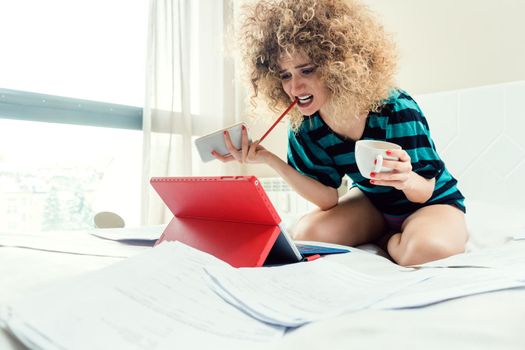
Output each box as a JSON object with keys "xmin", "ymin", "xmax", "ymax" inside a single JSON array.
[{"xmin": 150, "ymin": 176, "xmax": 349, "ymax": 267}]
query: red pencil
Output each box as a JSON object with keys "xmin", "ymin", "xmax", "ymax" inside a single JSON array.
[{"xmin": 258, "ymin": 99, "xmax": 298, "ymax": 143}]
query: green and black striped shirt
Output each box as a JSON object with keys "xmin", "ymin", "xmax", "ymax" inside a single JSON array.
[{"xmin": 287, "ymin": 89, "xmax": 465, "ymax": 216}]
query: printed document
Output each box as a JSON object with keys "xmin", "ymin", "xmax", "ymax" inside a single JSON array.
[
  {"xmin": 413, "ymin": 241, "xmax": 525, "ymax": 270},
  {"xmin": 0, "ymin": 230, "xmax": 146, "ymax": 258},
  {"xmin": 205, "ymin": 259, "xmax": 434, "ymax": 327},
  {"xmin": 373, "ymin": 267, "xmax": 525, "ymax": 309},
  {"xmin": 2, "ymin": 242, "xmax": 284, "ymax": 350}
]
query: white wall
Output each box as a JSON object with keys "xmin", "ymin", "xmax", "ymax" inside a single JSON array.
[
  {"xmin": 362, "ymin": 0, "xmax": 525, "ymax": 94},
  {"xmin": 417, "ymin": 81, "xmax": 525, "ymax": 208},
  {"xmin": 242, "ymin": 0, "xmax": 525, "ymax": 177}
]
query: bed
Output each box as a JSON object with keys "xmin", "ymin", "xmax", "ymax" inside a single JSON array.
[
  {"xmin": 276, "ymin": 199, "xmax": 525, "ymax": 350},
  {"xmin": 1, "ymin": 81, "xmax": 525, "ymax": 349}
]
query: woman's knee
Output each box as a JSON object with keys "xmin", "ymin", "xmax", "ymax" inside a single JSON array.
[
  {"xmin": 290, "ymin": 189, "xmax": 387, "ymax": 245},
  {"xmin": 291, "ymin": 212, "xmax": 324, "ymax": 241},
  {"xmin": 392, "ymin": 232, "xmax": 466, "ymax": 266},
  {"xmin": 390, "ymin": 205, "xmax": 468, "ymax": 266}
]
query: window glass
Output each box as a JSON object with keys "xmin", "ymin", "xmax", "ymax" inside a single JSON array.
[
  {"xmin": 0, "ymin": 0, "xmax": 147, "ymax": 231},
  {"xmin": 0, "ymin": 0, "xmax": 147, "ymax": 107},
  {"xmin": 0, "ymin": 119, "xmax": 142, "ymax": 231}
]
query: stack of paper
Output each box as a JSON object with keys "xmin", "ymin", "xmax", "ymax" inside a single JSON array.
[
  {"xmin": 0, "ymin": 230, "xmax": 148, "ymax": 258},
  {"xmin": 2, "ymin": 242, "xmax": 284, "ymax": 350},
  {"xmin": 413, "ymin": 241, "xmax": 525, "ymax": 270},
  {"xmin": 204, "ymin": 259, "xmax": 434, "ymax": 327},
  {"xmin": 203, "ymin": 242, "xmax": 525, "ymax": 326},
  {"xmin": 4, "ymin": 240, "xmax": 525, "ymax": 349},
  {"xmin": 373, "ymin": 267, "xmax": 525, "ymax": 309}
]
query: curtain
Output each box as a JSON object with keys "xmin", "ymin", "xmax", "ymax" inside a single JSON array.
[{"xmin": 141, "ymin": 0, "xmax": 240, "ymax": 225}]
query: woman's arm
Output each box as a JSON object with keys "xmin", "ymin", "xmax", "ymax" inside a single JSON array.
[
  {"xmin": 263, "ymin": 152, "xmax": 339, "ymax": 210},
  {"xmin": 212, "ymin": 128, "xmax": 339, "ymax": 210},
  {"xmin": 400, "ymin": 172, "xmax": 435, "ymax": 203}
]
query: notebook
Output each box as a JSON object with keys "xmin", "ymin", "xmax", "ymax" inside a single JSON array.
[{"xmin": 150, "ymin": 176, "xmax": 349, "ymax": 267}]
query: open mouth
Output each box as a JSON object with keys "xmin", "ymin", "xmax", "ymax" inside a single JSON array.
[{"xmin": 297, "ymin": 95, "xmax": 313, "ymax": 106}]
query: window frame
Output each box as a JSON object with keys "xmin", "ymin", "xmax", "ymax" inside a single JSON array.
[{"xmin": 0, "ymin": 88, "xmax": 142, "ymax": 130}]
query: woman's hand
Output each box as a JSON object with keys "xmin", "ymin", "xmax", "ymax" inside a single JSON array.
[
  {"xmin": 369, "ymin": 148, "xmax": 414, "ymax": 190},
  {"xmin": 211, "ymin": 125, "xmax": 272, "ymax": 164},
  {"xmin": 370, "ymin": 148, "xmax": 435, "ymax": 203}
]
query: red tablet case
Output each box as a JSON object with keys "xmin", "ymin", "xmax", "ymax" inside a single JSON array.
[{"xmin": 150, "ymin": 176, "xmax": 282, "ymax": 268}]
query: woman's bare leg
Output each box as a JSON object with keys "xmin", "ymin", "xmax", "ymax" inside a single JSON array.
[
  {"xmin": 291, "ymin": 187, "xmax": 387, "ymax": 246},
  {"xmin": 387, "ymin": 204, "xmax": 468, "ymax": 266}
]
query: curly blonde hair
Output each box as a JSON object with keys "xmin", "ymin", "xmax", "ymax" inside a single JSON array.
[{"xmin": 239, "ymin": 0, "xmax": 397, "ymax": 131}]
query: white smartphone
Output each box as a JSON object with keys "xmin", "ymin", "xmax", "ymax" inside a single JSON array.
[{"xmin": 194, "ymin": 122, "xmax": 251, "ymax": 162}]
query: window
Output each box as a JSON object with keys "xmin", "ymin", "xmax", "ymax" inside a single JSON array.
[
  {"xmin": 0, "ymin": 0, "xmax": 147, "ymax": 232},
  {"xmin": 0, "ymin": 0, "xmax": 147, "ymax": 106}
]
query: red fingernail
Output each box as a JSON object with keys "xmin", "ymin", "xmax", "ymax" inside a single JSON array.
[
  {"xmin": 370, "ymin": 180, "xmax": 375, "ymax": 184},
  {"xmin": 242, "ymin": 125, "xmax": 246, "ymax": 130},
  {"xmin": 223, "ymin": 131, "xmax": 227, "ymax": 135},
  {"xmin": 374, "ymin": 159, "xmax": 377, "ymax": 165},
  {"xmin": 211, "ymin": 150, "xmax": 215, "ymax": 155},
  {"xmin": 386, "ymin": 150, "xmax": 392, "ymax": 155},
  {"xmin": 370, "ymin": 172, "xmax": 376, "ymax": 177}
]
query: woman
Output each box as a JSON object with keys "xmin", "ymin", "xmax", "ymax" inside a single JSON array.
[{"xmin": 212, "ymin": 0, "xmax": 467, "ymax": 266}]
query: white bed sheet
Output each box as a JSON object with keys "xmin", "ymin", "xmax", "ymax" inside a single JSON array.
[{"xmin": 1, "ymin": 200, "xmax": 524, "ymax": 350}]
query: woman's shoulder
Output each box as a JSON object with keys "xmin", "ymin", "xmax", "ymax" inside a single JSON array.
[
  {"xmin": 375, "ymin": 88, "xmax": 426, "ymax": 124},
  {"xmin": 382, "ymin": 88, "xmax": 421, "ymax": 112}
]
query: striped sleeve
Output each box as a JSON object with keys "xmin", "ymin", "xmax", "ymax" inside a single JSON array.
[
  {"xmin": 287, "ymin": 126, "xmax": 344, "ymax": 188},
  {"xmin": 385, "ymin": 93, "xmax": 444, "ymax": 180}
]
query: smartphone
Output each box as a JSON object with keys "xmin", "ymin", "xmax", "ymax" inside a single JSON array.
[{"xmin": 194, "ymin": 122, "xmax": 251, "ymax": 162}]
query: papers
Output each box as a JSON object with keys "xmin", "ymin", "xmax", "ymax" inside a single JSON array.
[
  {"xmin": 4, "ymin": 239, "xmax": 525, "ymax": 349},
  {"xmin": 88, "ymin": 225, "xmax": 165, "ymax": 245},
  {"xmin": 205, "ymin": 260, "xmax": 433, "ymax": 327},
  {"xmin": 413, "ymin": 241, "xmax": 525, "ymax": 269},
  {"xmin": 2, "ymin": 242, "xmax": 284, "ymax": 350},
  {"xmin": 204, "ymin": 243, "xmax": 525, "ymax": 327},
  {"xmin": 373, "ymin": 268, "xmax": 525, "ymax": 309},
  {"xmin": 0, "ymin": 230, "xmax": 147, "ymax": 258},
  {"xmin": 513, "ymin": 227, "xmax": 525, "ymax": 240},
  {"xmin": 0, "ymin": 247, "xmax": 122, "ymax": 304}
]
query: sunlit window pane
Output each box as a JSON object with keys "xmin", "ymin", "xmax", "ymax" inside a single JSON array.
[
  {"xmin": 0, "ymin": 0, "xmax": 147, "ymax": 107},
  {"xmin": 0, "ymin": 119, "xmax": 142, "ymax": 232},
  {"xmin": 0, "ymin": 0, "xmax": 147, "ymax": 232}
]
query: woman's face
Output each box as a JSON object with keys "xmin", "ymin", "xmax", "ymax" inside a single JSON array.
[{"xmin": 278, "ymin": 52, "xmax": 330, "ymax": 116}]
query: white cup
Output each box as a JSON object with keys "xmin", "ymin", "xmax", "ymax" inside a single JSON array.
[{"xmin": 355, "ymin": 140, "xmax": 401, "ymax": 179}]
